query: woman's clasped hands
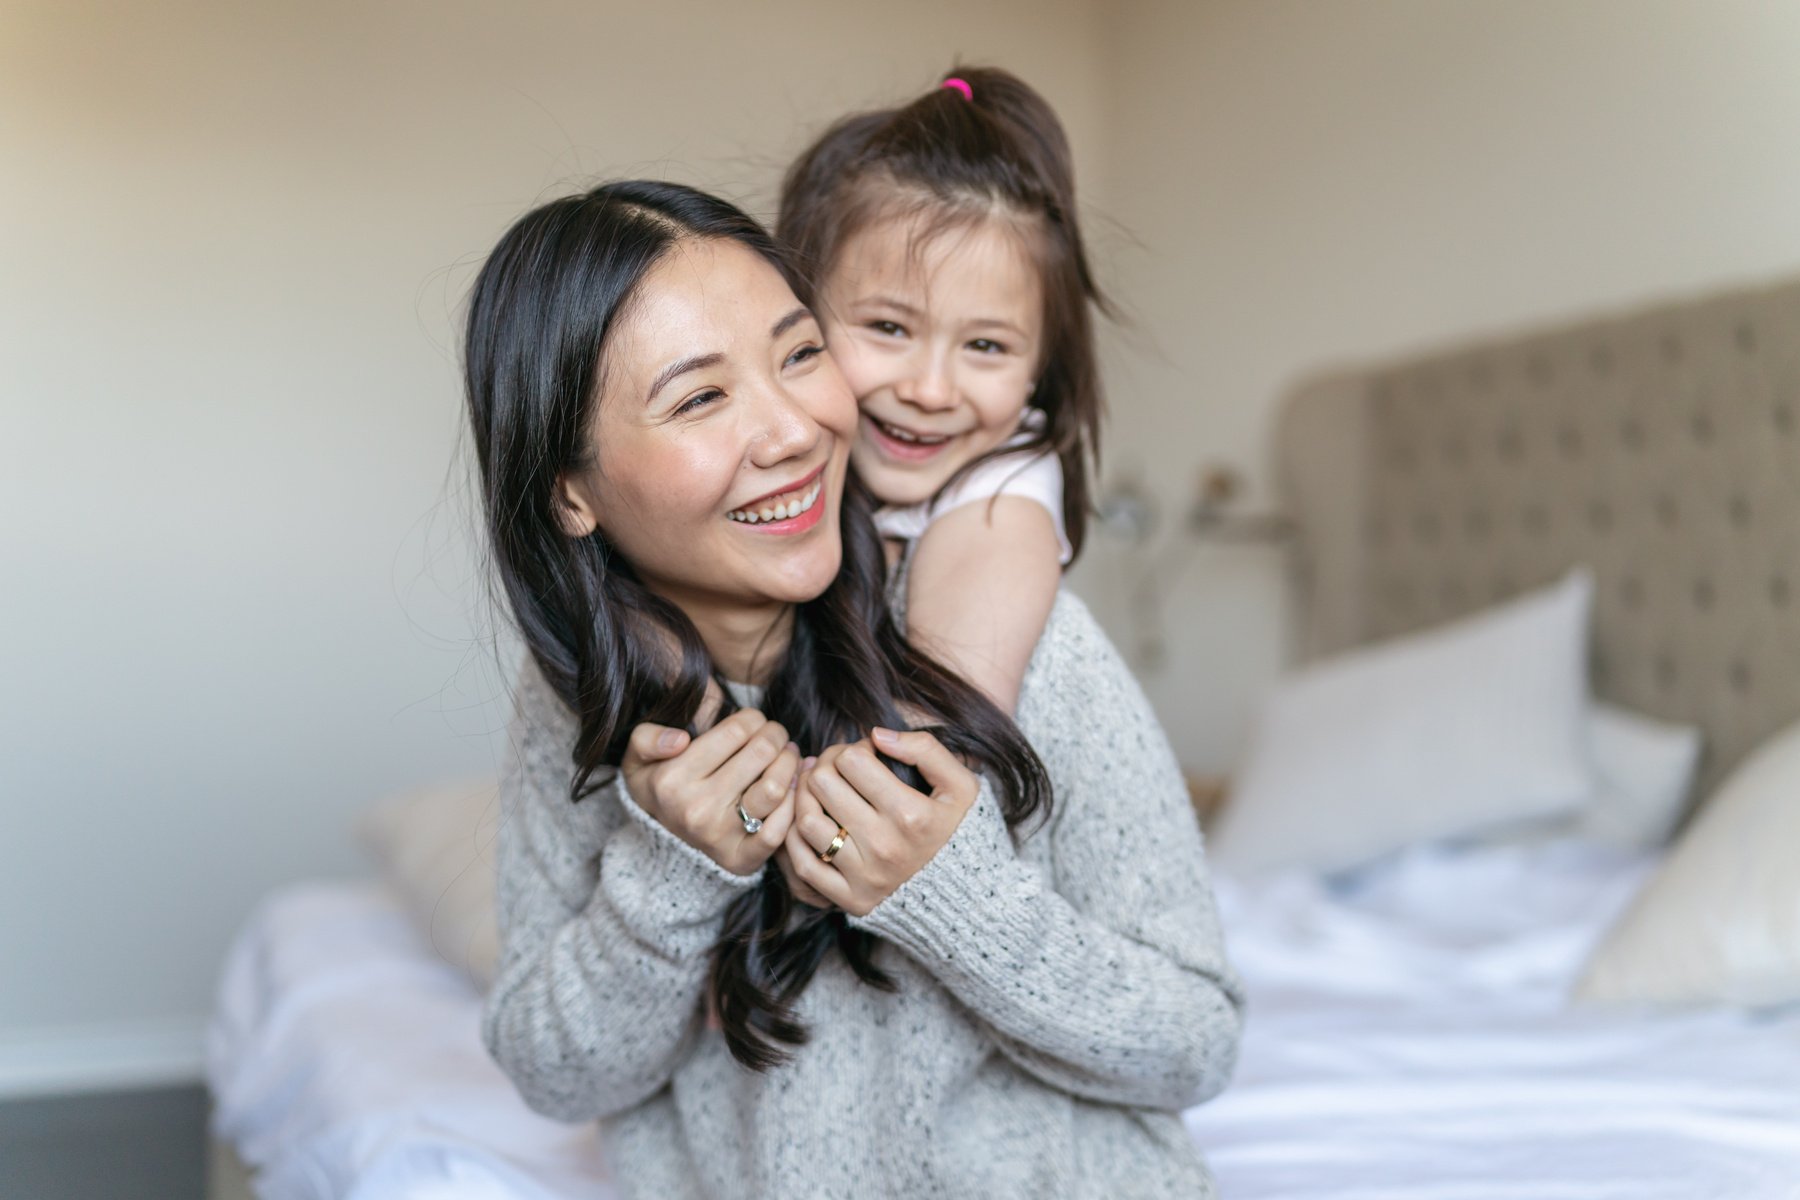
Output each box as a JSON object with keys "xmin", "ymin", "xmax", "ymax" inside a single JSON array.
[
  {"xmin": 620, "ymin": 709, "xmax": 802, "ymax": 877},
  {"xmin": 780, "ymin": 728, "xmax": 978, "ymax": 917},
  {"xmin": 624, "ymin": 713, "xmax": 979, "ymax": 915}
]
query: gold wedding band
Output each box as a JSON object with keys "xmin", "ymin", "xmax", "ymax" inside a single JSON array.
[{"xmin": 820, "ymin": 826, "xmax": 848, "ymax": 864}]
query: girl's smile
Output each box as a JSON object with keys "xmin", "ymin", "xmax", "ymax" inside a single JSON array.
[{"xmin": 862, "ymin": 413, "xmax": 960, "ymax": 463}]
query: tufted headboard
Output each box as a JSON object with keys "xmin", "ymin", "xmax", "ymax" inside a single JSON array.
[{"xmin": 1275, "ymin": 275, "xmax": 1800, "ymax": 801}]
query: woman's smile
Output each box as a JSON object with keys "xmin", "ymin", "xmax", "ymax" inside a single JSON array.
[{"xmin": 726, "ymin": 464, "xmax": 827, "ymax": 531}]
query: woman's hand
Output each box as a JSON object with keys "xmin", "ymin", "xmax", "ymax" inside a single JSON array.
[
  {"xmin": 621, "ymin": 709, "xmax": 800, "ymax": 877},
  {"xmin": 773, "ymin": 753, "xmax": 834, "ymax": 909},
  {"xmin": 781, "ymin": 728, "xmax": 979, "ymax": 917}
]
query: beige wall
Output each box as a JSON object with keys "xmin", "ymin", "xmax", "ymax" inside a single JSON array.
[
  {"xmin": 12, "ymin": 0, "xmax": 1800, "ymax": 1094},
  {"xmin": 0, "ymin": 0, "xmax": 1106, "ymax": 1092},
  {"xmin": 1075, "ymin": 0, "xmax": 1800, "ymax": 770}
]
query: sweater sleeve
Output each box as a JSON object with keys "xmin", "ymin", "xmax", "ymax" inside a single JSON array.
[
  {"xmin": 849, "ymin": 594, "xmax": 1245, "ymax": 1111},
  {"xmin": 479, "ymin": 655, "xmax": 759, "ymax": 1123}
]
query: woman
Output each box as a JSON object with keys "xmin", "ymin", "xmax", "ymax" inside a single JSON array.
[{"xmin": 466, "ymin": 180, "xmax": 1243, "ymax": 1199}]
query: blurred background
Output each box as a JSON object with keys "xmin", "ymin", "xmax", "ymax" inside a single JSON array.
[{"xmin": 6, "ymin": 0, "xmax": 1800, "ymax": 1117}]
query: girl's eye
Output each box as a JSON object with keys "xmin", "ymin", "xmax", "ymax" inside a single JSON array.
[
  {"xmin": 675, "ymin": 389, "xmax": 723, "ymax": 416},
  {"xmin": 785, "ymin": 343, "xmax": 825, "ymax": 368},
  {"xmin": 968, "ymin": 338, "xmax": 1006, "ymax": 355},
  {"xmin": 869, "ymin": 320, "xmax": 906, "ymax": 338}
]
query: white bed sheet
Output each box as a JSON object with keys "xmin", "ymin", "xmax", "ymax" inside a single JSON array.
[
  {"xmin": 208, "ymin": 843, "xmax": 1800, "ymax": 1199},
  {"xmin": 207, "ymin": 881, "xmax": 613, "ymax": 1200},
  {"xmin": 1192, "ymin": 842, "xmax": 1800, "ymax": 1198}
]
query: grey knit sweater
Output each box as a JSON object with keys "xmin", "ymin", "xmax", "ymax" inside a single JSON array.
[{"xmin": 481, "ymin": 591, "xmax": 1244, "ymax": 1198}]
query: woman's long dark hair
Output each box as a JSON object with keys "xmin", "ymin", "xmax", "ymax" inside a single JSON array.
[
  {"xmin": 463, "ymin": 180, "xmax": 1051, "ymax": 1070},
  {"xmin": 778, "ymin": 65, "xmax": 1109, "ymax": 561}
]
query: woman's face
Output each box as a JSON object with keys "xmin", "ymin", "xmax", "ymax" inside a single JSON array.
[
  {"xmin": 558, "ymin": 237, "xmax": 857, "ymax": 629},
  {"xmin": 817, "ymin": 213, "xmax": 1044, "ymax": 508}
]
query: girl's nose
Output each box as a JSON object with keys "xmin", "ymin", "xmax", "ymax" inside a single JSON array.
[{"xmin": 894, "ymin": 352, "xmax": 956, "ymax": 412}]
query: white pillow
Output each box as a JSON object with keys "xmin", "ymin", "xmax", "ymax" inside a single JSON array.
[
  {"xmin": 1575, "ymin": 716, "xmax": 1800, "ymax": 1009},
  {"xmin": 357, "ymin": 776, "xmax": 501, "ymax": 988},
  {"xmin": 1578, "ymin": 703, "xmax": 1702, "ymax": 849},
  {"xmin": 1209, "ymin": 569, "xmax": 1595, "ymax": 877},
  {"xmin": 1479, "ymin": 703, "xmax": 1704, "ymax": 850}
]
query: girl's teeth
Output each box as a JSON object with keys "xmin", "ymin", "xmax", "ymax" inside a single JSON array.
[{"xmin": 878, "ymin": 419, "xmax": 949, "ymax": 445}]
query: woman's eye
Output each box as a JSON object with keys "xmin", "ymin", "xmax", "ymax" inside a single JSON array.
[
  {"xmin": 785, "ymin": 343, "xmax": 825, "ymax": 368},
  {"xmin": 968, "ymin": 338, "xmax": 1005, "ymax": 355},
  {"xmin": 869, "ymin": 320, "xmax": 906, "ymax": 338},
  {"xmin": 676, "ymin": 389, "xmax": 723, "ymax": 416}
]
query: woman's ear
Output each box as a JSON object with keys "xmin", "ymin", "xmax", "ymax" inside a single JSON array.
[{"xmin": 552, "ymin": 472, "xmax": 601, "ymax": 539}]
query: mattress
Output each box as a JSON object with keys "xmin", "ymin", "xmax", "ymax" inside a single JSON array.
[{"xmin": 207, "ymin": 843, "xmax": 1800, "ymax": 1199}]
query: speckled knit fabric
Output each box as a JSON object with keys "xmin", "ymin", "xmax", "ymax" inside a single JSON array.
[{"xmin": 481, "ymin": 591, "xmax": 1245, "ymax": 1198}]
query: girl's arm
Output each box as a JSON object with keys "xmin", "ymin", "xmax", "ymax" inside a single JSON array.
[
  {"xmin": 904, "ymin": 494, "xmax": 1063, "ymax": 714},
  {"xmin": 479, "ymin": 657, "xmax": 764, "ymax": 1122}
]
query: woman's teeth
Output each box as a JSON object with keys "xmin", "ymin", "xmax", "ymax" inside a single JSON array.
[
  {"xmin": 873, "ymin": 417, "xmax": 951, "ymax": 445},
  {"xmin": 726, "ymin": 480, "xmax": 822, "ymax": 524}
]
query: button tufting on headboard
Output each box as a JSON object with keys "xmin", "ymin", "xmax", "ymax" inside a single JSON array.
[{"xmin": 1276, "ymin": 275, "xmax": 1800, "ymax": 805}]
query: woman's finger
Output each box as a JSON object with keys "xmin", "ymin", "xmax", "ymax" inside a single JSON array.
[
  {"xmin": 832, "ymin": 739, "xmax": 927, "ymax": 816},
  {"xmin": 791, "ymin": 771, "xmax": 837, "ymax": 851},
  {"xmin": 741, "ymin": 743, "xmax": 801, "ymax": 823},
  {"xmin": 870, "ymin": 727, "xmax": 972, "ymax": 800},
  {"xmin": 706, "ymin": 716, "xmax": 790, "ymax": 799},
  {"xmin": 793, "ymin": 799, "xmax": 848, "ymax": 860},
  {"xmin": 624, "ymin": 721, "xmax": 690, "ymax": 766},
  {"xmin": 749, "ymin": 774, "xmax": 799, "ymax": 847},
  {"xmin": 793, "ymin": 773, "xmax": 863, "ymax": 868},
  {"xmin": 802, "ymin": 757, "xmax": 882, "ymax": 845},
  {"xmin": 781, "ymin": 824, "xmax": 855, "ymax": 910},
  {"xmin": 674, "ymin": 708, "xmax": 774, "ymax": 781},
  {"xmin": 774, "ymin": 846, "xmax": 833, "ymax": 909}
]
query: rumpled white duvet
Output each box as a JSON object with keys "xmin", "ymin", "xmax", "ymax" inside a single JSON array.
[{"xmin": 208, "ymin": 841, "xmax": 1800, "ymax": 1199}]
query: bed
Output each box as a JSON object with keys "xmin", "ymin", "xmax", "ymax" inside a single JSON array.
[{"xmin": 207, "ymin": 271, "xmax": 1800, "ymax": 1197}]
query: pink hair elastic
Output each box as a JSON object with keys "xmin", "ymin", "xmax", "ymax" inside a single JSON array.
[{"xmin": 941, "ymin": 77, "xmax": 973, "ymax": 102}]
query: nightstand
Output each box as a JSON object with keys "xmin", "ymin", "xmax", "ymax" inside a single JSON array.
[{"xmin": 1184, "ymin": 774, "xmax": 1229, "ymax": 833}]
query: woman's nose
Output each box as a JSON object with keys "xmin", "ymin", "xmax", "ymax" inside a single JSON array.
[{"xmin": 748, "ymin": 386, "xmax": 819, "ymax": 466}]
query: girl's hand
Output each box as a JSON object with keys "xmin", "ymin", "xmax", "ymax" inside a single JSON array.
[
  {"xmin": 781, "ymin": 728, "xmax": 979, "ymax": 917},
  {"xmin": 621, "ymin": 709, "xmax": 800, "ymax": 877}
]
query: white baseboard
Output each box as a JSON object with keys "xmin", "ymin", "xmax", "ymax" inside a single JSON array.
[{"xmin": 0, "ymin": 1016, "xmax": 206, "ymax": 1100}]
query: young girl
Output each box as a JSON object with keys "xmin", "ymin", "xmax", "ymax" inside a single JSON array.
[{"xmin": 778, "ymin": 65, "xmax": 1105, "ymax": 713}]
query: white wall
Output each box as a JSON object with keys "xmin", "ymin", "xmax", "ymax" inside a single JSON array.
[
  {"xmin": 1074, "ymin": 0, "xmax": 1800, "ymax": 771},
  {"xmin": 0, "ymin": 0, "xmax": 1107, "ymax": 1093}
]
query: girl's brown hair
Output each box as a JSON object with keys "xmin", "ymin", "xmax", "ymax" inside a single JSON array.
[{"xmin": 777, "ymin": 65, "xmax": 1107, "ymax": 560}]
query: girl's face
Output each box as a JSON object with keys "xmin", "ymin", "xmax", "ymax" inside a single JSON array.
[
  {"xmin": 558, "ymin": 238, "xmax": 857, "ymax": 628},
  {"xmin": 818, "ymin": 214, "xmax": 1044, "ymax": 507}
]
